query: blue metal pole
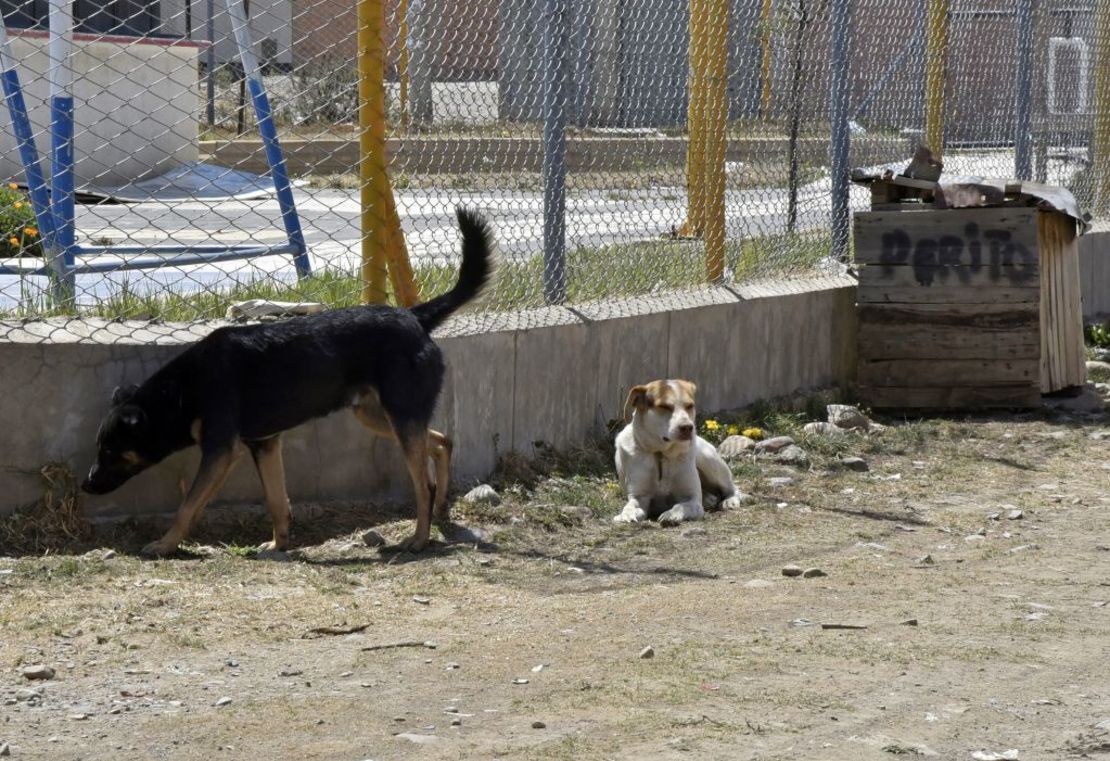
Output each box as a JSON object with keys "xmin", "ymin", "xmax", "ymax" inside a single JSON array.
[
  {"xmin": 542, "ymin": 0, "xmax": 567, "ymax": 305},
  {"xmin": 0, "ymin": 24, "xmax": 56, "ymax": 248},
  {"xmin": 829, "ymin": 0, "xmax": 851, "ymax": 261},
  {"xmin": 1014, "ymin": 0, "xmax": 1034, "ymax": 180},
  {"xmin": 225, "ymin": 0, "xmax": 311, "ymax": 278},
  {"xmin": 48, "ymin": 0, "xmax": 76, "ymax": 301}
]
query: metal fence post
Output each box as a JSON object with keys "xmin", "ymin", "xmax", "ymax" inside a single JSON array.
[
  {"xmin": 408, "ymin": 0, "xmax": 433, "ymax": 125},
  {"xmin": 1093, "ymin": 0, "xmax": 1110, "ymax": 213},
  {"xmin": 542, "ymin": 0, "xmax": 567, "ymax": 305},
  {"xmin": 47, "ymin": 0, "xmax": 75, "ymax": 303},
  {"xmin": 1014, "ymin": 0, "xmax": 1034, "ymax": 180},
  {"xmin": 786, "ymin": 0, "xmax": 807, "ymax": 234},
  {"xmin": 924, "ymin": 0, "xmax": 948, "ymax": 157},
  {"xmin": 829, "ymin": 0, "xmax": 851, "ymax": 261}
]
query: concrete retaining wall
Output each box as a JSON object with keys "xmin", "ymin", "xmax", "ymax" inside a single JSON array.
[{"xmin": 0, "ymin": 278, "xmax": 857, "ymax": 521}]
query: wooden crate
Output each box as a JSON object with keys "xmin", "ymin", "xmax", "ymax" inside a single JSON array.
[{"xmin": 855, "ymin": 206, "xmax": 1085, "ymax": 409}]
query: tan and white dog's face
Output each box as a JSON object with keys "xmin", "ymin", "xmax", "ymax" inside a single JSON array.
[{"xmin": 623, "ymin": 379, "xmax": 698, "ymax": 447}]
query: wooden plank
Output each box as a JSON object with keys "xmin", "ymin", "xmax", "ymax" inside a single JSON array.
[
  {"xmin": 1037, "ymin": 211, "xmax": 1086, "ymax": 392},
  {"xmin": 859, "ymin": 384, "xmax": 1042, "ymax": 410},
  {"xmin": 853, "ymin": 207, "xmax": 1040, "ymax": 270},
  {"xmin": 858, "ymin": 263, "xmax": 1040, "ymax": 304},
  {"xmin": 857, "ymin": 302, "xmax": 1039, "ymax": 330},
  {"xmin": 859, "ymin": 358, "xmax": 1039, "ymax": 387},
  {"xmin": 857, "ymin": 321, "xmax": 1040, "ymax": 360}
]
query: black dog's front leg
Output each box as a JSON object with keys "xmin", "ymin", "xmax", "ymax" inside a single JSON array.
[{"xmin": 142, "ymin": 445, "xmax": 242, "ymax": 557}]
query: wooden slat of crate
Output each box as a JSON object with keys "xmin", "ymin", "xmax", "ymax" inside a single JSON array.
[
  {"xmin": 1037, "ymin": 211, "xmax": 1085, "ymax": 392},
  {"xmin": 854, "ymin": 207, "xmax": 1040, "ymax": 267},
  {"xmin": 859, "ymin": 358, "xmax": 1039, "ymax": 387},
  {"xmin": 858, "ymin": 320, "xmax": 1040, "ymax": 360},
  {"xmin": 858, "ymin": 385, "xmax": 1043, "ymax": 409},
  {"xmin": 857, "ymin": 264, "xmax": 1040, "ymax": 304}
]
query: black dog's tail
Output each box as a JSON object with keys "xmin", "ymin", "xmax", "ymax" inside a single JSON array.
[{"xmin": 410, "ymin": 207, "xmax": 497, "ymax": 334}]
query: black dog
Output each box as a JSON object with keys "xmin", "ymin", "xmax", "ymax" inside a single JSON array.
[{"xmin": 82, "ymin": 208, "xmax": 496, "ymax": 557}]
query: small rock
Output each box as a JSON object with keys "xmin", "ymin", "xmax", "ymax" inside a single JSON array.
[
  {"xmin": 101, "ymin": 550, "xmax": 116, "ymax": 560},
  {"xmin": 680, "ymin": 526, "xmax": 707, "ymax": 538},
  {"xmin": 771, "ymin": 445, "xmax": 810, "ymax": 468},
  {"xmin": 0, "ymin": 742, "xmax": 9, "ymax": 756},
  {"xmin": 901, "ymin": 619, "xmax": 919, "ymax": 626},
  {"xmin": 1086, "ymin": 360, "xmax": 1110, "ymax": 378},
  {"xmin": 768, "ymin": 476, "xmax": 795, "ymax": 488},
  {"xmin": 803, "ymin": 421, "xmax": 843, "ymax": 436},
  {"xmin": 512, "ymin": 678, "xmax": 529, "ymax": 685},
  {"xmin": 1006, "ymin": 509, "xmax": 1024, "ymax": 521},
  {"xmin": 782, "ymin": 564, "xmax": 804, "ymax": 577},
  {"xmin": 639, "ymin": 646, "xmax": 655, "ymax": 659},
  {"xmin": 225, "ymin": 659, "xmax": 239, "ymax": 668},
  {"xmin": 396, "ymin": 733, "xmax": 440, "ymax": 745},
  {"xmin": 987, "ymin": 512, "xmax": 1001, "ymax": 521},
  {"xmin": 743, "ymin": 579, "xmax": 774, "ymax": 589},
  {"xmin": 412, "ymin": 596, "xmax": 431, "ymax": 605},
  {"xmin": 802, "ymin": 567, "xmax": 827, "ymax": 578},
  {"xmin": 559, "ymin": 505, "xmax": 593, "ymax": 521},
  {"xmin": 462, "ymin": 484, "xmax": 500, "ymax": 506},
  {"xmin": 916, "ymin": 554, "xmax": 935, "ymax": 565},
  {"xmin": 754, "ymin": 436, "xmax": 795, "ymax": 454},
  {"xmin": 22, "ymin": 665, "xmax": 55, "ymax": 681},
  {"xmin": 15, "ymin": 688, "xmax": 42, "ymax": 702},
  {"xmin": 446, "ymin": 662, "xmax": 460, "ymax": 670},
  {"xmin": 450, "ymin": 717, "xmax": 462, "ymax": 727},
  {"xmin": 214, "ymin": 697, "xmax": 232, "ymax": 707},
  {"xmin": 717, "ymin": 435, "xmax": 756, "ymax": 459},
  {"xmin": 1008, "ymin": 543, "xmax": 1039, "ymax": 554},
  {"xmin": 827, "ymin": 404, "xmax": 871, "ymax": 430},
  {"xmin": 362, "ymin": 530, "xmax": 386, "ymax": 547},
  {"xmin": 839, "ymin": 456, "xmax": 869, "ymax": 472},
  {"xmin": 255, "ymin": 548, "xmax": 290, "ymax": 562},
  {"xmin": 444, "ymin": 525, "xmax": 490, "ymax": 544},
  {"xmin": 68, "ymin": 713, "xmax": 89, "ymax": 721},
  {"xmin": 532, "ymin": 720, "xmax": 547, "ymax": 729},
  {"xmin": 965, "ymin": 533, "xmax": 986, "ymax": 543}
]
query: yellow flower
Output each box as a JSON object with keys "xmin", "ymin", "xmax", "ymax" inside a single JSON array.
[
  {"xmin": 8, "ymin": 237, "xmax": 18, "ymax": 246},
  {"xmin": 24, "ymin": 227, "xmax": 36, "ymax": 236},
  {"xmin": 13, "ymin": 201, "xmax": 22, "ymax": 209},
  {"xmin": 704, "ymin": 419, "xmax": 720, "ymax": 431},
  {"xmin": 7, "ymin": 182, "xmax": 17, "ymax": 190},
  {"xmin": 727, "ymin": 424, "xmax": 740, "ymax": 435},
  {"xmin": 742, "ymin": 427, "xmax": 764, "ymax": 440}
]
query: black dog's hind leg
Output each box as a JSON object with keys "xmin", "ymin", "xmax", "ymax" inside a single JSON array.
[
  {"xmin": 142, "ymin": 446, "xmax": 242, "ymax": 557},
  {"xmin": 248, "ymin": 435, "xmax": 293, "ymax": 551},
  {"xmin": 394, "ymin": 422, "xmax": 434, "ymax": 551},
  {"xmin": 353, "ymin": 390, "xmax": 446, "ymax": 521}
]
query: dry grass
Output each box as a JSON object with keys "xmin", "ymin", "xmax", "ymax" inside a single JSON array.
[{"xmin": 0, "ymin": 461, "xmax": 89, "ymax": 554}]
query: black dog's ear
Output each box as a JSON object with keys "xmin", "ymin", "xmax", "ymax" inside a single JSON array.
[
  {"xmin": 111, "ymin": 384, "xmax": 140, "ymax": 406},
  {"xmin": 118, "ymin": 404, "xmax": 145, "ymax": 427}
]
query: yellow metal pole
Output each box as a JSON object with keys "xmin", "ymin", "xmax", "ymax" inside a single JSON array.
[
  {"xmin": 683, "ymin": 0, "xmax": 708, "ymax": 237},
  {"xmin": 758, "ymin": 0, "xmax": 774, "ymax": 118},
  {"xmin": 704, "ymin": 0, "xmax": 728, "ymax": 281},
  {"xmin": 924, "ymin": 0, "xmax": 949, "ymax": 159},
  {"xmin": 1093, "ymin": 0, "xmax": 1110, "ymax": 214},
  {"xmin": 398, "ymin": 0, "xmax": 410, "ymax": 131},
  {"xmin": 359, "ymin": 0, "xmax": 389, "ymax": 303}
]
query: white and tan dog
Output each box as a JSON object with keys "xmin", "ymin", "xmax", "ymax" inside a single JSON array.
[{"xmin": 613, "ymin": 379, "xmax": 745, "ymax": 526}]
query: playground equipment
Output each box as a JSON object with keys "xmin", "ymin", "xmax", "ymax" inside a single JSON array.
[{"xmin": 0, "ymin": 0, "xmax": 309, "ymax": 302}]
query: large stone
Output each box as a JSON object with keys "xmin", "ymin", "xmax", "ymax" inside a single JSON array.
[
  {"xmin": 754, "ymin": 436, "xmax": 795, "ymax": 454},
  {"xmin": 827, "ymin": 404, "xmax": 871, "ymax": 430},
  {"xmin": 772, "ymin": 445, "xmax": 810, "ymax": 468},
  {"xmin": 717, "ymin": 435, "xmax": 756, "ymax": 459},
  {"xmin": 803, "ymin": 421, "xmax": 842, "ymax": 436},
  {"xmin": 461, "ymin": 484, "xmax": 501, "ymax": 506}
]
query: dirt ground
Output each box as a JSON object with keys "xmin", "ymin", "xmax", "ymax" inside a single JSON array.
[{"xmin": 3, "ymin": 400, "xmax": 1110, "ymax": 761}]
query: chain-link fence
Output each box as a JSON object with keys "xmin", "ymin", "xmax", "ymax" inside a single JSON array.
[{"xmin": 0, "ymin": 0, "xmax": 1104, "ymax": 338}]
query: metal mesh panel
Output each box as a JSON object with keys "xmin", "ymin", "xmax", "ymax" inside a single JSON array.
[{"xmin": 0, "ymin": 0, "xmax": 1104, "ymax": 340}]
